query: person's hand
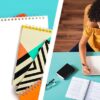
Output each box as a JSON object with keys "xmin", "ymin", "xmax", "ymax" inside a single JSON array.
[{"xmin": 83, "ymin": 65, "xmax": 91, "ymax": 75}]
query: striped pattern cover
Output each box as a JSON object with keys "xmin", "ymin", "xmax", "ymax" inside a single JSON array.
[
  {"xmin": 13, "ymin": 25, "xmax": 52, "ymax": 87},
  {"xmin": 15, "ymin": 40, "xmax": 50, "ymax": 94}
]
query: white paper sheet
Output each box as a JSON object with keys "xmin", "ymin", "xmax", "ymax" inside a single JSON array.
[
  {"xmin": 86, "ymin": 56, "xmax": 100, "ymax": 75},
  {"xmin": 66, "ymin": 77, "xmax": 90, "ymax": 100},
  {"xmin": 85, "ymin": 81, "xmax": 100, "ymax": 100}
]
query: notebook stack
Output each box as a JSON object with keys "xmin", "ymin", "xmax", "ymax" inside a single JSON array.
[{"xmin": 0, "ymin": 15, "xmax": 52, "ymax": 100}]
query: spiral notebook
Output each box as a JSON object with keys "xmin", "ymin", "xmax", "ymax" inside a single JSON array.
[
  {"xmin": 0, "ymin": 16, "xmax": 48, "ymax": 68},
  {"xmin": 0, "ymin": 16, "xmax": 48, "ymax": 99},
  {"xmin": 12, "ymin": 25, "xmax": 51, "ymax": 95},
  {"xmin": 13, "ymin": 25, "xmax": 51, "ymax": 87}
]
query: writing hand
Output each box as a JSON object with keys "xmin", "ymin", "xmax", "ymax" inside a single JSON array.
[{"xmin": 83, "ymin": 65, "xmax": 91, "ymax": 75}]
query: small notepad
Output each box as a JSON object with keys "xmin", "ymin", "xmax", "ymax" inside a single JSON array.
[
  {"xmin": 86, "ymin": 56, "xmax": 100, "ymax": 75},
  {"xmin": 66, "ymin": 77, "xmax": 100, "ymax": 100}
]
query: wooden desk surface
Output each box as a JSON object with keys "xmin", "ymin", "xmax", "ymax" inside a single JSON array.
[{"xmin": 54, "ymin": 0, "xmax": 94, "ymax": 52}]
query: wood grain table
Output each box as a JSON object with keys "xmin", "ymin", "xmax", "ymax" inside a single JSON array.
[{"xmin": 54, "ymin": 0, "xmax": 94, "ymax": 52}]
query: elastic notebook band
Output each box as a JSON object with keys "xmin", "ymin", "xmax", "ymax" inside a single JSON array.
[
  {"xmin": 22, "ymin": 25, "xmax": 52, "ymax": 33},
  {"xmin": 0, "ymin": 16, "xmax": 45, "ymax": 21}
]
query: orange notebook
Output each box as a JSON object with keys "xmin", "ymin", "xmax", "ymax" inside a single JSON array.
[
  {"xmin": 16, "ymin": 14, "xmax": 27, "ymax": 17},
  {"xmin": 19, "ymin": 80, "xmax": 41, "ymax": 100}
]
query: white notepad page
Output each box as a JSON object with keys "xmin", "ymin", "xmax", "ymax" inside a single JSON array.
[
  {"xmin": 0, "ymin": 16, "xmax": 48, "ymax": 100},
  {"xmin": 66, "ymin": 77, "xmax": 90, "ymax": 100},
  {"xmin": 86, "ymin": 56, "xmax": 100, "ymax": 75},
  {"xmin": 85, "ymin": 81, "xmax": 100, "ymax": 100}
]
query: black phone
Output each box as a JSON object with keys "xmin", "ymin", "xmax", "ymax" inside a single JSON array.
[{"xmin": 57, "ymin": 63, "xmax": 76, "ymax": 80}]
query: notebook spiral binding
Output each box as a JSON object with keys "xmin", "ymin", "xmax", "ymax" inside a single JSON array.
[
  {"xmin": 18, "ymin": 80, "xmax": 41, "ymax": 96},
  {"xmin": 0, "ymin": 16, "xmax": 45, "ymax": 21},
  {"xmin": 22, "ymin": 25, "xmax": 52, "ymax": 33}
]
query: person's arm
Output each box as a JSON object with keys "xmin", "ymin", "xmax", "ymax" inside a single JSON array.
[
  {"xmin": 79, "ymin": 5, "xmax": 91, "ymax": 75},
  {"xmin": 79, "ymin": 35, "xmax": 91, "ymax": 75},
  {"xmin": 79, "ymin": 35, "xmax": 87, "ymax": 65}
]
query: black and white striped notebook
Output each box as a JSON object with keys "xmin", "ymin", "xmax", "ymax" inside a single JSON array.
[{"xmin": 15, "ymin": 40, "xmax": 50, "ymax": 94}]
